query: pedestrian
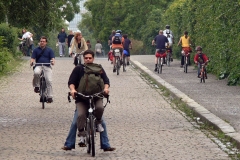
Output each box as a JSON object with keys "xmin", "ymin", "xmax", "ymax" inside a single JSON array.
[
  {"xmin": 67, "ymin": 30, "xmax": 74, "ymax": 57},
  {"xmin": 95, "ymin": 40, "xmax": 103, "ymax": 57},
  {"xmin": 57, "ymin": 28, "xmax": 68, "ymax": 57},
  {"xmin": 86, "ymin": 40, "xmax": 92, "ymax": 49},
  {"xmin": 30, "ymin": 36, "xmax": 55, "ymax": 103}
]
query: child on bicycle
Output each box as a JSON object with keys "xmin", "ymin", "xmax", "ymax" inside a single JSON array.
[{"xmin": 194, "ymin": 46, "xmax": 209, "ymax": 78}]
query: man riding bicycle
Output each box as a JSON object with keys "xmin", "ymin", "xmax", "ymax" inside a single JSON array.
[
  {"xmin": 68, "ymin": 50, "xmax": 110, "ymax": 147},
  {"xmin": 30, "ymin": 36, "xmax": 55, "ymax": 103},
  {"xmin": 163, "ymin": 25, "xmax": 174, "ymax": 61},
  {"xmin": 111, "ymin": 30, "xmax": 124, "ymax": 72},
  {"xmin": 194, "ymin": 46, "xmax": 209, "ymax": 78},
  {"xmin": 152, "ymin": 30, "xmax": 169, "ymax": 72}
]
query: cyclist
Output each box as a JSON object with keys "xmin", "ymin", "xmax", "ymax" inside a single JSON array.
[
  {"xmin": 177, "ymin": 31, "xmax": 192, "ymax": 68},
  {"xmin": 68, "ymin": 50, "xmax": 110, "ymax": 147},
  {"xmin": 123, "ymin": 34, "xmax": 132, "ymax": 65},
  {"xmin": 69, "ymin": 32, "xmax": 88, "ymax": 66},
  {"xmin": 30, "ymin": 36, "xmax": 55, "ymax": 103},
  {"xmin": 163, "ymin": 25, "xmax": 174, "ymax": 61},
  {"xmin": 111, "ymin": 30, "xmax": 124, "ymax": 72},
  {"xmin": 194, "ymin": 46, "xmax": 209, "ymax": 78},
  {"xmin": 152, "ymin": 30, "xmax": 169, "ymax": 72},
  {"xmin": 19, "ymin": 29, "xmax": 34, "ymax": 56}
]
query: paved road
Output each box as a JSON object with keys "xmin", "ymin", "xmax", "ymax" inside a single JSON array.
[
  {"xmin": 0, "ymin": 57, "xmax": 229, "ymax": 159},
  {"xmin": 131, "ymin": 55, "xmax": 240, "ymax": 133}
]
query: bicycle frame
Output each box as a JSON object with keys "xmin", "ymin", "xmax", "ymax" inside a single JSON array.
[
  {"xmin": 199, "ymin": 63, "xmax": 206, "ymax": 83},
  {"xmin": 67, "ymin": 92, "xmax": 107, "ymax": 157}
]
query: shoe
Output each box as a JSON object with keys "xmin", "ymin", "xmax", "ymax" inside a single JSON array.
[
  {"xmin": 171, "ymin": 58, "xmax": 173, "ymax": 62},
  {"xmin": 78, "ymin": 136, "xmax": 86, "ymax": 147},
  {"xmin": 34, "ymin": 87, "xmax": 40, "ymax": 93},
  {"xmin": 154, "ymin": 68, "xmax": 157, "ymax": 72},
  {"xmin": 47, "ymin": 98, "xmax": 53, "ymax": 103},
  {"xmin": 61, "ymin": 146, "xmax": 72, "ymax": 151},
  {"xmin": 197, "ymin": 75, "xmax": 200, "ymax": 78},
  {"xmin": 103, "ymin": 147, "xmax": 116, "ymax": 152},
  {"xmin": 205, "ymin": 76, "xmax": 208, "ymax": 79},
  {"xmin": 113, "ymin": 68, "xmax": 116, "ymax": 72},
  {"xmin": 97, "ymin": 124, "xmax": 104, "ymax": 132},
  {"xmin": 127, "ymin": 62, "xmax": 130, "ymax": 65}
]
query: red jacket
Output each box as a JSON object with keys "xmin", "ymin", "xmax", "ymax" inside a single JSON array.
[{"xmin": 194, "ymin": 53, "xmax": 209, "ymax": 64}]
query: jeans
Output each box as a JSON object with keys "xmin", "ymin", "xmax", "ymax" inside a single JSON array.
[
  {"xmin": 33, "ymin": 66, "xmax": 53, "ymax": 98},
  {"xmin": 27, "ymin": 44, "xmax": 34, "ymax": 56},
  {"xmin": 64, "ymin": 109, "xmax": 111, "ymax": 149},
  {"xmin": 58, "ymin": 42, "xmax": 65, "ymax": 56}
]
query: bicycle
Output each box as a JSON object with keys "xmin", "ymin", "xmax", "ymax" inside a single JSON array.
[
  {"xmin": 182, "ymin": 51, "xmax": 190, "ymax": 73},
  {"xmin": 156, "ymin": 49, "xmax": 166, "ymax": 74},
  {"xmin": 19, "ymin": 39, "xmax": 27, "ymax": 56},
  {"xmin": 166, "ymin": 48, "xmax": 171, "ymax": 67},
  {"xmin": 122, "ymin": 54, "xmax": 127, "ymax": 72},
  {"xmin": 199, "ymin": 63, "xmax": 208, "ymax": 83},
  {"xmin": 113, "ymin": 48, "xmax": 122, "ymax": 75},
  {"xmin": 33, "ymin": 63, "xmax": 52, "ymax": 109},
  {"xmin": 68, "ymin": 92, "xmax": 109, "ymax": 157}
]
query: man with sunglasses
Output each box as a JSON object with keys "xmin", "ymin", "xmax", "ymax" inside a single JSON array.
[
  {"xmin": 30, "ymin": 36, "xmax": 55, "ymax": 103},
  {"xmin": 62, "ymin": 49, "xmax": 115, "ymax": 152}
]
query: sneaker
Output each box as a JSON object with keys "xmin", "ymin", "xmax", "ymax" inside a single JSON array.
[
  {"xmin": 34, "ymin": 87, "xmax": 40, "ymax": 93},
  {"xmin": 171, "ymin": 58, "xmax": 173, "ymax": 62},
  {"xmin": 47, "ymin": 98, "xmax": 53, "ymax": 103},
  {"xmin": 103, "ymin": 147, "xmax": 116, "ymax": 152},
  {"xmin": 61, "ymin": 146, "xmax": 73, "ymax": 151},
  {"xmin": 78, "ymin": 136, "xmax": 86, "ymax": 147},
  {"xmin": 113, "ymin": 68, "xmax": 116, "ymax": 72},
  {"xmin": 97, "ymin": 124, "xmax": 104, "ymax": 132},
  {"xmin": 154, "ymin": 68, "xmax": 157, "ymax": 72},
  {"xmin": 127, "ymin": 62, "xmax": 130, "ymax": 65}
]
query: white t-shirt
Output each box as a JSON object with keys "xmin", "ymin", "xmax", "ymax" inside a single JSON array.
[
  {"xmin": 163, "ymin": 29, "xmax": 173, "ymax": 46},
  {"xmin": 22, "ymin": 32, "xmax": 33, "ymax": 41}
]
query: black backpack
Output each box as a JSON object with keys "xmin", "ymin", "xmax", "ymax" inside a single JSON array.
[{"xmin": 112, "ymin": 34, "xmax": 122, "ymax": 44}]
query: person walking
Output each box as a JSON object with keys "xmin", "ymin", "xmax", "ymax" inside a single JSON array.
[
  {"xmin": 123, "ymin": 34, "xmax": 132, "ymax": 65},
  {"xmin": 95, "ymin": 40, "xmax": 103, "ymax": 57},
  {"xmin": 19, "ymin": 29, "xmax": 34, "ymax": 56},
  {"xmin": 57, "ymin": 28, "xmax": 68, "ymax": 57}
]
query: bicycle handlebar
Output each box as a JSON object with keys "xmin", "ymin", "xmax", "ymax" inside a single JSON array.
[{"xmin": 68, "ymin": 92, "xmax": 108, "ymax": 103}]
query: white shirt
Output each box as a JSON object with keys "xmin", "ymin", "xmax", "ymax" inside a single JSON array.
[
  {"xmin": 22, "ymin": 32, "xmax": 33, "ymax": 41},
  {"xmin": 163, "ymin": 29, "xmax": 173, "ymax": 46}
]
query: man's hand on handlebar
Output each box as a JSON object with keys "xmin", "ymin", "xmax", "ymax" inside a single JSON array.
[{"xmin": 70, "ymin": 89, "xmax": 77, "ymax": 99}]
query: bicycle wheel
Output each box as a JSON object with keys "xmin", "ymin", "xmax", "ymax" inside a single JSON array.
[
  {"xmin": 90, "ymin": 116, "xmax": 95, "ymax": 157},
  {"xmin": 116, "ymin": 58, "xmax": 120, "ymax": 75},
  {"xmin": 40, "ymin": 77, "xmax": 46, "ymax": 109},
  {"xmin": 184, "ymin": 56, "xmax": 188, "ymax": 73},
  {"xmin": 86, "ymin": 118, "xmax": 91, "ymax": 154},
  {"xmin": 160, "ymin": 58, "xmax": 163, "ymax": 74},
  {"xmin": 157, "ymin": 58, "xmax": 160, "ymax": 74},
  {"xmin": 123, "ymin": 56, "xmax": 126, "ymax": 72},
  {"xmin": 167, "ymin": 53, "xmax": 170, "ymax": 67}
]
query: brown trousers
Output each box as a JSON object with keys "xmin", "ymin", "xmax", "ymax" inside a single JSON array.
[{"xmin": 76, "ymin": 99, "xmax": 104, "ymax": 136}]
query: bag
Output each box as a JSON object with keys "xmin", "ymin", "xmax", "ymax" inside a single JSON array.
[
  {"xmin": 108, "ymin": 52, "xmax": 113, "ymax": 61},
  {"xmin": 123, "ymin": 50, "xmax": 129, "ymax": 56},
  {"xmin": 96, "ymin": 48, "xmax": 101, "ymax": 53},
  {"xmin": 112, "ymin": 34, "xmax": 122, "ymax": 44},
  {"xmin": 198, "ymin": 54, "xmax": 204, "ymax": 63},
  {"xmin": 77, "ymin": 63, "xmax": 104, "ymax": 95}
]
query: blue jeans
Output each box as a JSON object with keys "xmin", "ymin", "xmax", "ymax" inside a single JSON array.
[
  {"xmin": 27, "ymin": 44, "xmax": 34, "ymax": 56},
  {"xmin": 64, "ymin": 109, "xmax": 111, "ymax": 149}
]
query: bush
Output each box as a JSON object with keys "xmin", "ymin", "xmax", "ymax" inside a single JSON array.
[{"xmin": 0, "ymin": 23, "xmax": 19, "ymax": 56}]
